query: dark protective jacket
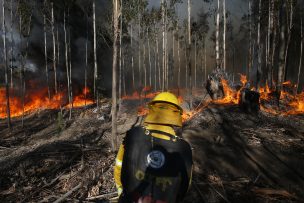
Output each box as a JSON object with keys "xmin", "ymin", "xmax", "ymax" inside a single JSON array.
[{"xmin": 119, "ymin": 127, "xmax": 192, "ymax": 203}]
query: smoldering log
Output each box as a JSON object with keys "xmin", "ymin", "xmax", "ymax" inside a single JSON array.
[{"xmin": 239, "ymin": 88, "xmax": 260, "ymax": 113}]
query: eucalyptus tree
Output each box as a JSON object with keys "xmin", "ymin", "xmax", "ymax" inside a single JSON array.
[
  {"xmin": 112, "ymin": 0, "xmax": 120, "ymax": 151},
  {"xmin": 43, "ymin": 0, "xmax": 51, "ymax": 99},
  {"xmin": 123, "ymin": 0, "xmax": 138, "ymax": 91},
  {"xmin": 277, "ymin": 1, "xmax": 287, "ymax": 98},
  {"xmin": 297, "ymin": 11, "xmax": 303, "ymax": 94},
  {"xmin": 18, "ymin": 0, "xmax": 32, "ymax": 127},
  {"xmin": 197, "ymin": 7, "xmax": 210, "ymax": 84},
  {"xmin": 3, "ymin": 0, "xmax": 11, "ymax": 129},
  {"xmin": 283, "ymin": 0, "xmax": 295, "ymax": 81}
]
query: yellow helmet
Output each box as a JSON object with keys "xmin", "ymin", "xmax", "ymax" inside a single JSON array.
[
  {"xmin": 144, "ymin": 92, "xmax": 183, "ymax": 127},
  {"xmin": 149, "ymin": 92, "xmax": 183, "ymax": 112}
]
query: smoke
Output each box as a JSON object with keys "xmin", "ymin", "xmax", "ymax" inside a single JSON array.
[{"xmin": 0, "ymin": 0, "xmax": 112, "ymax": 94}]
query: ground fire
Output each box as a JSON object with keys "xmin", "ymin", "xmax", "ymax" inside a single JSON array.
[
  {"xmin": 1, "ymin": 0, "xmax": 304, "ymax": 203},
  {"xmin": 0, "ymin": 87, "xmax": 93, "ymax": 119}
]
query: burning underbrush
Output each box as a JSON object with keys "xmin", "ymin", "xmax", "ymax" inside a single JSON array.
[{"xmin": 0, "ymin": 87, "xmax": 94, "ymax": 119}]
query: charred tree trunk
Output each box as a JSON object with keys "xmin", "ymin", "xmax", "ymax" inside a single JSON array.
[
  {"xmin": 85, "ymin": 19, "xmax": 88, "ymax": 105},
  {"xmin": 296, "ymin": 14, "xmax": 303, "ymax": 94},
  {"xmin": 277, "ymin": 1, "xmax": 287, "ymax": 99},
  {"xmin": 216, "ymin": 0, "xmax": 220, "ymax": 69},
  {"xmin": 161, "ymin": 0, "xmax": 165, "ymax": 91},
  {"xmin": 68, "ymin": 16, "xmax": 73, "ymax": 112},
  {"xmin": 283, "ymin": 1, "xmax": 294, "ymax": 81},
  {"xmin": 3, "ymin": 0, "xmax": 11, "ymax": 129},
  {"xmin": 270, "ymin": 0, "xmax": 277, "ymax": 89},
  {"xmin": 204, "ymin": 42, "xmax": 207, "ymax": 82},
  {"xmin": 10, "ymin": 0, "xmax": 13, "ymax": 89},
  {"xmin": 111, "ymin": 0, "xmax": 119, "ymax": 151},
  {"xmin": 93, "ymin": 0, "xmax": 98, "ymax": 100},
  {"xmin": 248, "ymin": 0, "xmax": 252, "ymax": 78},
  {"xmin": 148, "ymin": 31, "xmax": 152, "ymax": 87},
  {"xmin": 267, "ymin": 0, "xmax": 272, "ymax": 86},
  {"xmin": 177, "ymin": 27, "xmax": 181, "ymax": 88},
  {"xmin": 131, "ymin": 24, "xmax": 135, "ymax": 90},
  {"xmin": 256, "ymin": 0, "xmax": 262, "ymax": 90},
  {"xmin": 119, "ymin": 0, "xmax": 122, "ymax": 106},
  {"xmin": 44, "ymin": 0, "xmax": 51, "ymax": 100},
  {"xmin": 143, "ymin": 35, "xmax": 147, "ymax": 87},
  {"xmin": 64, "ymin": 10, "xmax": 71, "ymax": 119},
  {"xmin": 194, "ymin": 36, "xmax": 197, "ymax": 88},
  {"xmin": 223, "ymin": 0, "xmax": 226, "ymax": 70},
  {"xmin": 188, "ymin": 0, "xmax": 192, "ymax": 109},
  {"xmin": 51, "ymin": 2, "xmax": 57, "ymax": 94},
  {"xmin": 138, "ymin": 4, "xmax": 142, "ymax": 88}
]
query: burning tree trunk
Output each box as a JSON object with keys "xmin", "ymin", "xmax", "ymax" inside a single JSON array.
[
  {"xmin": 93, "ymin": 0, "xmax": 98, "ymax": 100},
  {"xmin": 44, "ymin": 0, "xmax": 50, "ymax": 100},
  {"xmin": 51, "ymin": 2, "xmax": 57, "ymax": 94},
  {"xmin": 296, "ymin": 14, "xmax": 303, "ymax": 94},
  {"xmin": 277, "ymin": 1, "xmax": 287, "ymax": 99},
  {"xmin": 3, "ymin": 0, "xmax": 11, "ymax": 129},
  {"xmin": 216, "ymin": 0, "xmax": 220, "ymax": 69},
  {"xmin": 111, "ymin": 0, "xmax": 119, "ymax": 151}
]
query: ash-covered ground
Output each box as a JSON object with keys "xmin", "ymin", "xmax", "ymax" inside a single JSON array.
[{"xmin": 0, "ymin": 91, "xmax": 304, "ymax": 203}]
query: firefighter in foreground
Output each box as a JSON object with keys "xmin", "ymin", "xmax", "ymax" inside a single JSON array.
[{"xmin": 114, "ymin": 92, "xmax": 193, "ymax": 203}]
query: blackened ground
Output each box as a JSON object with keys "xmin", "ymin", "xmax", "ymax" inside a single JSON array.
[{"xmin": 0, "ymin": 94, "xmax": 304, "ymax": 202}]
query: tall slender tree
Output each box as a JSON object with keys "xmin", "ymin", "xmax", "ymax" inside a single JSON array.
[
  {"xmin": 223, "ymin": 0, "xmax": 226, "ymax": 70},
  {"xmin": 283, "ymin": 0, "xmax": 294, "ymax": 81},
  {"xmin": 111, "ymin": 0, "xmax": 120, "ymax": 151},
  {"xmin": 256, "ymin": 0, "xmax": 262, "ymax": 89},
  {"xmin": 51, "ymin": 2, "xmax": 57, "ymax": 94},
  {"xmin": 43, "ymin": 0, "xmax": 50, "ymax": 99},
  {"xmin": 93, "ymin": 0, "xmax": 98, "ymax": 99},
  {"xmin": 277, "ymin": 1, "xmax": 287, "ymax": 99},
  {"xmin": 216, "ymin": 0, "xmax": 220, "ymax": 69},
  {"xmin": 296, "ymin": 12, "xmax": 303, "ymax": 94},
  {"xmin": 3, "ymin": 0, "xmax": 11, "ymax": 129}
]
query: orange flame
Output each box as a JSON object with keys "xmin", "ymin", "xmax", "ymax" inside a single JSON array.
[
  {"xmin": 0, "ymin": 87, "xmax": 94, "ymax": 119},
  {"xmin": 214, "ymin": 74, "xmax": 247, "ymax": 105}
]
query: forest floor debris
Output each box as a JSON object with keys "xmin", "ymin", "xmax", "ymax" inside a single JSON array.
[{"xmin": 0, "ymin": 93, "xmax": 304, "ymax": 202}]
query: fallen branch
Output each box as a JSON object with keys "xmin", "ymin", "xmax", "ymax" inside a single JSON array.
[
  {"xmin": 53, "ymin": 182, "xmax": 83, "ymax": 203},
  {"xmin": 252, "ymin": 187, "xmax": 297, "ymax": 199},
  {"xmin": 86, "ymin": 191, "xmax": 118, "ymax": 200}
]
